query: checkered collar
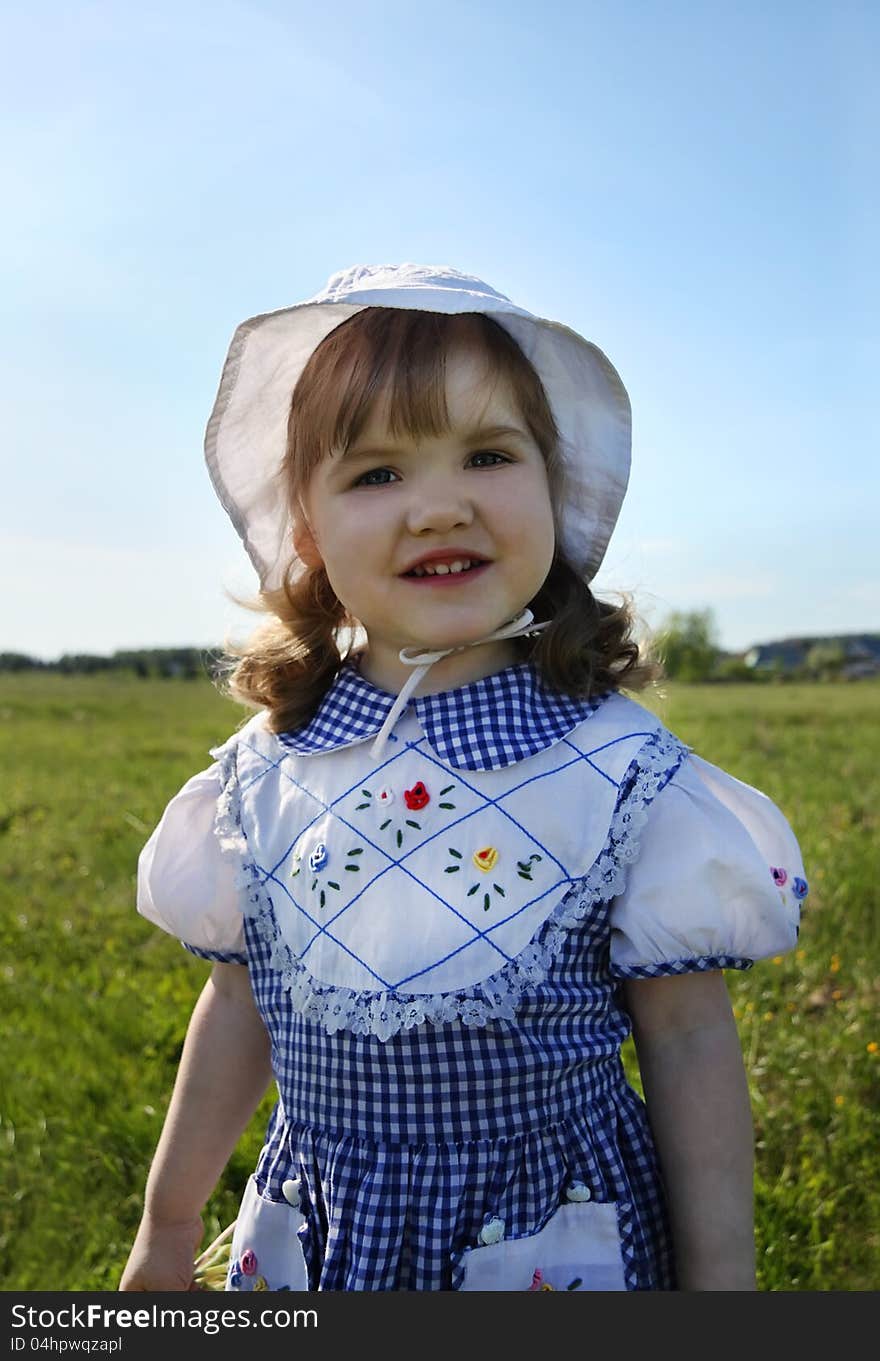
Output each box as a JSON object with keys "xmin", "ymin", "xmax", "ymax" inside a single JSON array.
[{"xmin": 279, "ymin": 656, "xmax": 607, "ymax": 771}]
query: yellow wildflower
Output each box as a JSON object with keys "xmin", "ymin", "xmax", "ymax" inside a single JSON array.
[{"xmin": 192, "ymin": 1221, "xmax": 235, "ymax": 1290}]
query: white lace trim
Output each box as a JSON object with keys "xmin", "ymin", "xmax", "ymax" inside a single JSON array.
[{"xmin": 213, "ymin": 729, "xmax": 688, "ymax": 1040}]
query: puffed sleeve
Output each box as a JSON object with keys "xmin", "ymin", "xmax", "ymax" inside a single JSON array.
[
  {"xmin": 137, "ymin": 764, "xmax": 246, "ymax": 964},
  {"xmin": 609, "ymin": 753, "xmax": 808, "ymax": 978}
]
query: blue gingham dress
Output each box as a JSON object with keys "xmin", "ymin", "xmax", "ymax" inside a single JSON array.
[{"xmin": 150, "ymin": 659, "xmax": 804, "ymax": 1292}]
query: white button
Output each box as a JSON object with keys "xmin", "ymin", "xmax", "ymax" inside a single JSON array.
[
  {"xmin": 566, "ymin": 1181, "xmax": 592, "ymax": 1202},
  {"xmin": 478, "ymin": 1216, "xmax": 505, "ymax": 1245},
  {"xmin": 281, "ymin": 1178, "xmax": 301, "ymax": 1206}
]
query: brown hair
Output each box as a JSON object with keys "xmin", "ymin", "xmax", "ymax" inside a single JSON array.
[{"xmin": 221, "ymin": 308, "xmax": 660, "ymax": 731}]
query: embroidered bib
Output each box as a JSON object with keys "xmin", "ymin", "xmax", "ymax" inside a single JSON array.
[{"xmin": 214, "ymin": 692, "xmax": 687, "ymax": 1038}]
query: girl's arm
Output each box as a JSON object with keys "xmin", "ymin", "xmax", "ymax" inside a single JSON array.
[
  {"xmin": 119, "ymin": 961, "xmax": 274, "ymax": 1291},
  {"xmin": 623, "ymin": 969, "xmax": 757, "ymax": 1291}
]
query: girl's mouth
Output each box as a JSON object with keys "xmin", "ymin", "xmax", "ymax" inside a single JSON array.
[{"xmin": 401, "ymin": 561, "xmax": 490, "ymax": 586}]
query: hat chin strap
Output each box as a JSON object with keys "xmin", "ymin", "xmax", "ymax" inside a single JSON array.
[{"xmin": 369, "ymin": 608, "xmax": 550, "ymax": 761}]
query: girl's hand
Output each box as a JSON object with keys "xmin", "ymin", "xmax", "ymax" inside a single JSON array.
[
  {"xmin": 119, "ymin": 965, "xmax": 272, "ymax": 1293},
  {"xmin": 119, "ymin": 1212, "xmax": 204, "ymax": 1292}
]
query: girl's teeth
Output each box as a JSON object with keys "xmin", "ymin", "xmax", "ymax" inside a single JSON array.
[{"xmin": 411, "ymin": 559, "xmax": 476, "ymax": 577}]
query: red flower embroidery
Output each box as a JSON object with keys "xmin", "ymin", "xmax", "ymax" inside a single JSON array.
[{"xmin": 404, "ymin": 781, "xmax": 430, "ymax": 810}]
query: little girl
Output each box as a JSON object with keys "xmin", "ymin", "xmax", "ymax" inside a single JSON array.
[{"xmin": 120, "ymin": 263, "xmax": 808, "ymax": 1293}]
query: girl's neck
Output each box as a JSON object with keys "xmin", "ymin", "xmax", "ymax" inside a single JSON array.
[{"xmin": 353, "ymin": 637, "xmax": 522, "ymax": 699}]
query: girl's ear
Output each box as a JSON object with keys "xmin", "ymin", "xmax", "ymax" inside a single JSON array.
[{"xmin": 292, "ymin": 507, "xmax": 324, "ymax": 569}]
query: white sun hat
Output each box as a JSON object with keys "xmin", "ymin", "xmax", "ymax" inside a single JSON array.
[{"xmin": 204, "ymin": 263, "xmax": 632, "ymax": 594}]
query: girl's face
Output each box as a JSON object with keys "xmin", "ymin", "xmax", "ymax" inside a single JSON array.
[{"xmin": 293, "ymin": 344, "xmax": 557, "ymax": 696}]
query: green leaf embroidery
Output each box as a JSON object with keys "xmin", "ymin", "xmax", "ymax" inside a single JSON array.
[
  {"xmin": 440, "ymin": 784, "xmax": 455, "ymax": 796},
  {"xmin": 405, "ymin": 819, "xmax": 420, "ymax": 829},
  {"xmin": 494, "ymin": 884, "xmax": 505, "ymax": 896},
  {"xmin": 361, "ymin": 789, "xmax": 372, "ymax": 798},
  {"xmin": 517, "ymin": 854, "xmax": 542, "ymax": 881},
  {"xmin": 444, "ymin": 866, "xmax": 460, "ymax": 874},
  {"xmin": 448, "ymin": 847, "xmax": 462, "ymax": 859},
  {"xmin": 349, "ymin": 847, "xmax": 363, "ymax": 856},
  {"xmin": 345, "ymin": 865, "xmax": 360, "ymax": 872},
  {"xmin": 311, "ymin": 878, "xmax": 318, "ymax": 891},
  {"xmin": 319, "ymin": 889, "xmax": 326, "ymax": 909},
  {"xmin": 483, "ymin": 893, "xmax": 491, "ymax": 912},
  {"xmin": 380, "ymin": 819, "xmax": 392, "ymax": 830},
  {"xmin": 327, "ymin": 881, "xmax": 340, "ymax": 891},
  {"xmin": 467, "ymin": 884, "xmax": 479, "ymax": 896},
  {"xmin": 439, "ymin": 802, "xmax": 455, "ymax": 809},
  {"xmin": 355, "ymin": 802, "xmax": 370, "ymax": 811},
  {"xmin": 396, "ymin": 829, "xmax": 403, "ymax": 848}
]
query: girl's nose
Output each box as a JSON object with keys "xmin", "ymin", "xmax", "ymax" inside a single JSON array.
[{"xmin": 404, "ymin": 478, "xmax": 474, "ymax": 535}]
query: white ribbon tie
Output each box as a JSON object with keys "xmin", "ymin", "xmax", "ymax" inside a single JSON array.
[{"xmin": 369, "ymin": 609, "xmax": 550, "ymax": 761}]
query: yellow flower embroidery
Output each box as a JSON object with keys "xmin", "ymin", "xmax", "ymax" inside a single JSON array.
[{"xmin": 473, "ymin": 846, "xmax": 499, "ymax": 873}]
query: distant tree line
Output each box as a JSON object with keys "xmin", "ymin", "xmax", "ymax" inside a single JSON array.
[
  {"xmin": 0, "ymin": 648, "xmax": 224, "ymax": 679},
  {"xmin": 1, "ymin": 617, "xmax": 875, "ymax": 684},
  {"xmin": 651, "ymin": 611, "xmax": 878, "ymax": 683}
]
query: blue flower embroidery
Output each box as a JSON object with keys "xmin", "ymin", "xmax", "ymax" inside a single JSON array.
[{"xmin": 309, "ymin": 842, "xmax": 328, "ymax": 873}]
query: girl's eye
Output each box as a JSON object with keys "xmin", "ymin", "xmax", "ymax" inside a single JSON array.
[
  {"xmin": 353, "ymin": 467, "xmax": 397, "ymax": 487},
  {"xmin": 350, "ymin": 449, "xmax": 508, "ymax": 487},
  {"xmin": 469, "ymin": 450, "xmax": 510, "ymax": 467}
]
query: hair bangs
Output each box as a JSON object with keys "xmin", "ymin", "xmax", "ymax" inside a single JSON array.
[{"xmin": 284, "ymin": 308, "xmax": 561, "ymax": 502}]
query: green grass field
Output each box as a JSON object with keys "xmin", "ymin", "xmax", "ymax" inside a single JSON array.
[{"xmin": 1, "ymin": 673, "xmax": 878, "ymax": 1290}]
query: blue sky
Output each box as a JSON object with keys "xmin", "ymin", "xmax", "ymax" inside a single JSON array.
[{"xmin": 3, "ymin": 0, "xmax": 877, "ymax": 659}]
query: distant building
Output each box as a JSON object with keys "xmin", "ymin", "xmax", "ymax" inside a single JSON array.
[{"xmin": 743, "ymin": 634, "xmax": 880, "ymax": 678}]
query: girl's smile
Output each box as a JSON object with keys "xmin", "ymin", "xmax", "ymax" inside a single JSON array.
[
  {"xmin": 401, "ymin": 564, "xmax": 490, "ymax": 587},
  {"xmin": 292, "ymin": 345, "xmax": 557, "ymax": 696},
  {"xmin": 401, "ymin": 556, "xmax": 491, "ymax": 585}
]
